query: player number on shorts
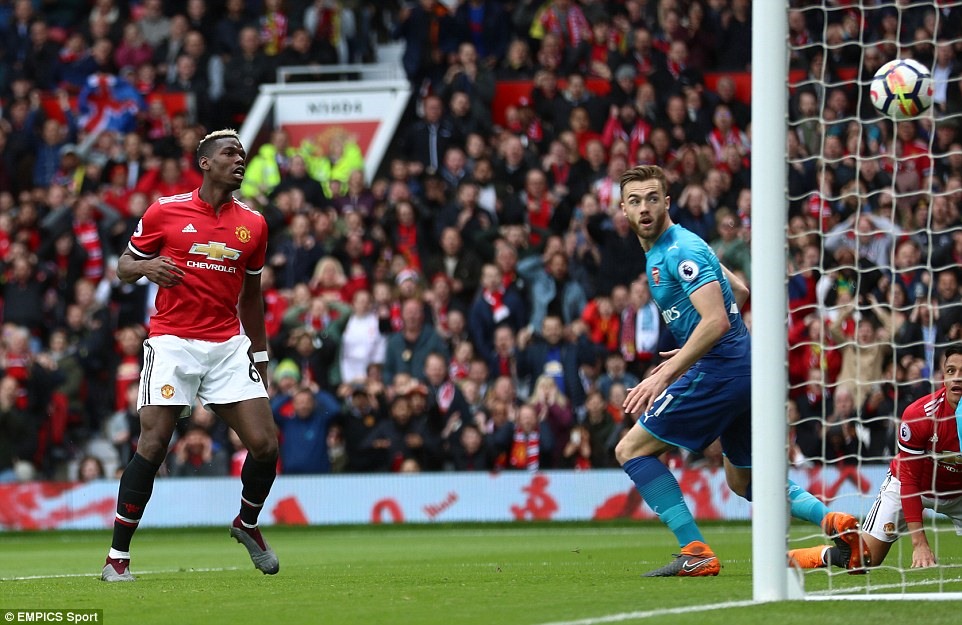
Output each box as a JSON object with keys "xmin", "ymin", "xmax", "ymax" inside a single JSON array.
[
  {"xmin": 249, "ymin": 362, "xmax": 261, "ymax": 383},
  {"xmin": 644, "ymin": 392, "xmax": 674, "ymax": 422}
]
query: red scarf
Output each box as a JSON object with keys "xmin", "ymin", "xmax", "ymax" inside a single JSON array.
[
  {"xmin": 449, "ymin": 360, "xmax": 468, "ymax": 381},
  {"xmin": 389, "ymin": 302, "xmax": 403, "ymax": 332},
  {"xmin": 527, "ymin": 195, "xmax": 552, "ymax": 246},
  {"xmin": 396, "ymin": 223, "xmax": 420, "ymax": 269},
  {"xmin": 482, "ymin": 288, "xmax": 510, "ymax": 323},
  {"xmin": 510, "ymin": 428, "xmax": 540, "ymax": 470},
  {"xmin": 550, "ymin": 161, "xmax": 570, "ymax": 186},
  {"xmin": 74, "ymin": 220, "xmax": 104, "ymax": 281},
  {"xmin": 436, "ymin": 380, "xmax": 455, "ymax": 414}
]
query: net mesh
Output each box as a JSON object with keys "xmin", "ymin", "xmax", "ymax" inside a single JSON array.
[{"xmin": 784, "ymin": 0, "xmax": 962, "ymax": 595}]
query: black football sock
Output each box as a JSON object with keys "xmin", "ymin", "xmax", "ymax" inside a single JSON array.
[
  {"xmin": 239, "ymin": 456, "xmax": 276, "ymax": 526},
  {"xmin": 111, "ymin": 454, "xmax": 161, "ymax": 553},
  {"xmin": 826, "ymin": 546, "xmax": 848, "ymax": 568}
]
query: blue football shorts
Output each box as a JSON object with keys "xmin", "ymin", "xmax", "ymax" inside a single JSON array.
[{"xmin": 636, "ymin": 365, "xmax": 752, "ymax": 468}]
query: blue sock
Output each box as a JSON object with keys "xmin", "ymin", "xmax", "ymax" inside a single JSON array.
[
  {"xmin": 788, "ymin": 479, "xmax": 829, "ymax": 526},
  {"xmin": 624, "ymin": 456, "xmax": 703, "ymax": 547}
]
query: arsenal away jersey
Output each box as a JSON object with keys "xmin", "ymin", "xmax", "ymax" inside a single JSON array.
[{"xmin": 128, "ymin": 190, "xmax": 267, "ymax": 342}]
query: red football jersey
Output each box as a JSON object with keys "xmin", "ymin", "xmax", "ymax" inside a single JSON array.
[
  {"xmin": 128, "ymin": 190, "xmax": 268, "ymax": 342},
  {"xmin": 890, "ymin": 388, "xmax": 962, "ymax": 524}
]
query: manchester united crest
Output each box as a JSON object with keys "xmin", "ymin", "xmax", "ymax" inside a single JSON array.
[
  {"xmin": 161, "ymin": 384, "xmax": 175, "ymax": 399},
  {"xmin": 235, "ymin": 225, "xmax": 252, "ymax": 244}
]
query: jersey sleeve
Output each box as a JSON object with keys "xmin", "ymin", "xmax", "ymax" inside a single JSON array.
[
  {"xmin": 127, "ymin": 201, "xmax": 164, "ymax": 258},
  {"xmin": 894, "ymin": 410, "xmax": 931, "ymax": 524},
  {"xmin": 665, "ymin": 237, "xmax": 720, "ymax": 298}
]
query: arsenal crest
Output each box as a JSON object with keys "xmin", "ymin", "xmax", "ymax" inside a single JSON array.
[{"xmin": 651, "ymin": 267, "xmax": 660, "ymax": 286}]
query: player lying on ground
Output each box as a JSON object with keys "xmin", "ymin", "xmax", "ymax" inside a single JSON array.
[
  {"xmin": 617, "ymin": 165, "xmax": 868, "ymax": 577},
  {"xmin": 790, "ymin": 345, "xmax": 962, "ymax": 571}
]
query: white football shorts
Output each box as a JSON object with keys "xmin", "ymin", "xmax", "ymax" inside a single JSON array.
[
  {"xmin": 862, "ymin": 472, "xmax": 962, "ymax": 542},
  {"xmin": 139, "ymin": 334, "xmax": 269, "ymax": 416}
]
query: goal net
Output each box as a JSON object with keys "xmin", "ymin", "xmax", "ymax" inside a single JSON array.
[{"xmin": 767, "ymin": 0, "xmax": 962, "ymax": 600}]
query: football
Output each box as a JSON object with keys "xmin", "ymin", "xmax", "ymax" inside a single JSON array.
[{"xmin": 870, "ymin": 58, "xmax": 934, "ymax": 120}]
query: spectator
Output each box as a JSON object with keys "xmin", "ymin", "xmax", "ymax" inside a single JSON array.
[
  {"xmin": 491, "ymin": 401, "xmax": 554, "ymax": 471},
  {"xmin": 333, "ymin": 170, "xmax": 376, "ymax": 219},
  {"xmin": 105, "ymin": 382, "xmax": 140, "ymax": 467},
  {"xmin": 403, "ymin": 94, "xmax": 457, "ymax": 177},
  {"xmin": 0, "ymin": 374, "xmax": 31, "ymax": 483},
  {"xmin": 447, "ymin": 423, "xmax": 491, "ymax": 471},
  {"xmin": 271, "ymin": 213, "xmax": 325, "ymax": 290},
  {"xmin": 823, "ymin": 387, "xmax": 860, "ymax": 465},
  {"xmin": 530, "ymin": 0, "xmax": 591, "ymax": 73},
  {"xmin": 423, "ymin": 226, "xmax": 483, "ymax": 308},
  {"xmin": 222, "ymin": 26, "xmax": 274, "ymax": 128},
  {"xmin": 77, "ymin": 454, "xmax": 106, "ymax": 482},
  {"xmin": 710, "ymin": 208, "xmax": 751, "ymax": 280},
  {"xmin": 829, "ymin": 301, "xmax": 892, "ymax": 407},
  {"xmin": 362, "ymin": 392, "xmax": 441, "ymax": 472},
  {"xmin": 441, "ymin": 42, "xmax": 495, "ymax": 131},
  {"xmin": 23, "ymin": 20, "xmax": 60, "ymax": 91},
  {"xmin": 518, "ymin": 314, "xmax": 593, "ymax": 409},
  {"xmin": 382, "ymin": 297, "xmax": 449, "ymax": 385},
  {"xmin": 335, "ymin": 382, "xmax": 384, "ymax": 473},
  {"xmin": 114, "ymin": 22, "xmax": 153, "ymax": 73},
  {"xmin": 136, "ymin": 0, "xmax": 171, "ymax": 49},
  {"xmin": 716, "ymin": 0, "xmax": 752, "ymax": 71},
  {"xmin": 422, "ymin": 351, "xmax": 471, "ymax": 440},
  {"xmin": 258, "ymin": 0, "xmax": 289, "ymax": 57},
  {"xmin": 453, "ymin": 0, "xmax": 509, "ymax": 70},
  {"xmin": 394, "ymin": 0, "xmax": 457, "ymax": 90},
  {"xmin": 168, "ymin": 425, "xmax": 228, "ymax": 477},
  {"xmin": 426, "ymin": 273, "xmax": 468, "ymax": 344},
  {"xmin": 497, "ymin": 38, "xmax": 535, "ymax": 80},
  {"xmin": 529, "ymin": 373, "xmax": 574, "ymax": 465},
  {"xmin": 241, "ymin": 128, "xmax": 295, "ymax": 208},
  {"xmin": 273, "ymin": 387, "xmax": 340, "ymax": 474},
  {"xmin": 517, "ymin": 244, "xmax": 589, "ymax": 333},
  {"xmin": 308, "ymin": 133, "xmax": 364, "ymax": 198},
  {"xmin": 328, "ymin": 288, "xmax": 387, "ymax": 388}
]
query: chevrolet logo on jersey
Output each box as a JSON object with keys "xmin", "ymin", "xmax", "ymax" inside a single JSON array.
[{"xmin": 189, "ymin": 241, "xmax": 241, "ymax": 261}]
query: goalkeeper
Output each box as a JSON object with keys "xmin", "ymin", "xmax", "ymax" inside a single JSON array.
[
  {"xmin": 791, "ymin": 346, "xmax": 962, "ymax": 570},
  {"xmin": 618, "ymin": 165, "xmax": 866, "ymax": 577}
]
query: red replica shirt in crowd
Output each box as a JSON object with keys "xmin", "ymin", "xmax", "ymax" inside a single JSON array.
[
  {"xmin": 891, "ymin": 388, "xmax": 962, "ymax": 524},
  {"xmin": 128, "ymin": 190, "xmax": 268, "ymax": 342}
]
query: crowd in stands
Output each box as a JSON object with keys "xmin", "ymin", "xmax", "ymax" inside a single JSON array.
[{"xmin": 0, "ymin": 0, "xmax": 958, "ymax": 483}]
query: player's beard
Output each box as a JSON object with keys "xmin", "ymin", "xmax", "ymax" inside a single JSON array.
[{"xmin": 630, "ymin": 210, "xmax": 663, "ymax": 245}]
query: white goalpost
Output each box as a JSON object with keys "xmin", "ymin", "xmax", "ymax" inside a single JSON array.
[
  {"xmin": 754, "ymin": 0, "xmax": 962, "ymax": 601},
  {"xmin": 751, "ymin": 0, "xmax": 790, "ymax": 603}
]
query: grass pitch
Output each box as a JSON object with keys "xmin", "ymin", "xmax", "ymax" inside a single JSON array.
[{"xmin": 2, "ymin": 522, "xmax": 961, "ymax": 625}]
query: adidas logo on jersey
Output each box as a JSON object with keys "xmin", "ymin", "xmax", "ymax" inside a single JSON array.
[{"xmin": 182, "ymin": 223, "xmax": 197, "ymax": 233}]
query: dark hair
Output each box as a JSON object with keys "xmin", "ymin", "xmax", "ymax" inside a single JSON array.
[
  {"xmin": 196, "ymin": 128, "xmax": 240, "ymax": 162},
  {"xmin": 943, "ymin": 345, "xmax": 962, "ymax": 363},
  {"xmin": 620, "ymin": 165, "xmax": 668, "ymax": 197}
]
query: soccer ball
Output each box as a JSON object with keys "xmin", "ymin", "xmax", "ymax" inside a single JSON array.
[{"xmin": 870, "ymin": 59, "xmax": 933, "ymax": 120}]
